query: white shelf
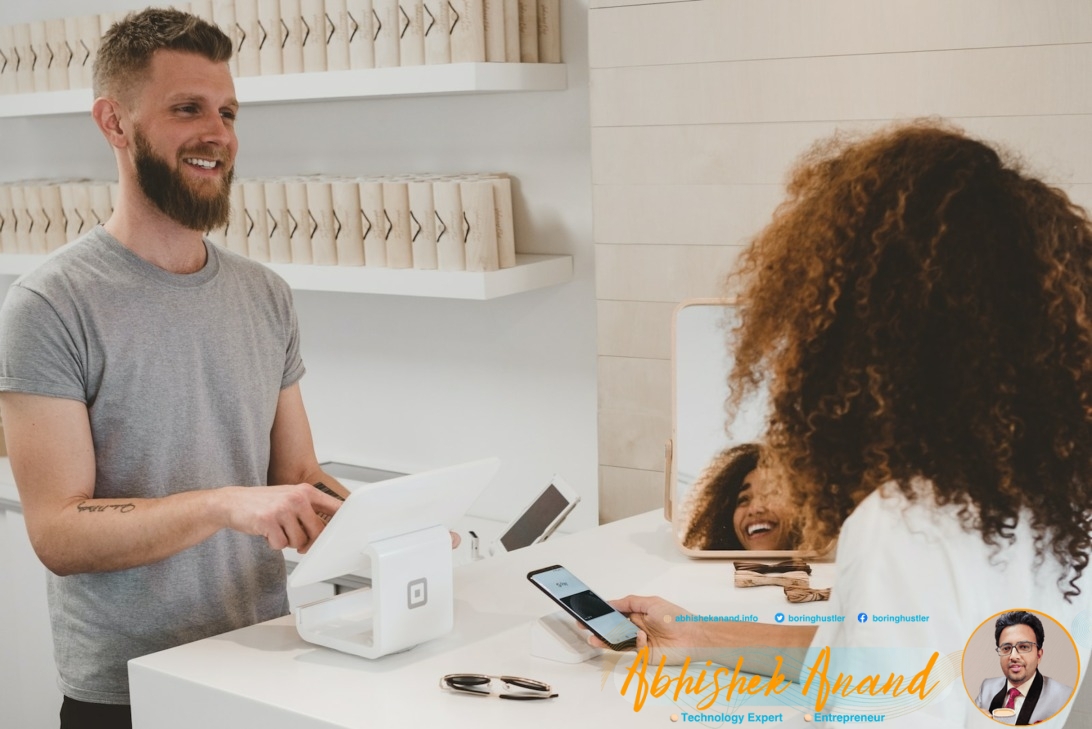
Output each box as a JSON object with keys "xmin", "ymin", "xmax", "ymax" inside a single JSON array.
[
  {"xmin": 0, "ymin": 63, "xmax": 567, "ymax": 118},
  {"xmin": 267, "ymin": 253, "xmax": 572, "ymax": 299},
  {"xmin": 0, "ymin": 252, "xmax": 572, "ymax": 300}
]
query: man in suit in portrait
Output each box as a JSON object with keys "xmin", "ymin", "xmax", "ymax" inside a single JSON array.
[{"xmin": 975, "ymin": 611, "xmax": 1073, "ymax": 724}]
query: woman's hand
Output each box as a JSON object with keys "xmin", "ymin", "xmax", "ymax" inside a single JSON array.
[{"xmin": 590, "ymin": 594, "xmax": 712, "ymax": 665}]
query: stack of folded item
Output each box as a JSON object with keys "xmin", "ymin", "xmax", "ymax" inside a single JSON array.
[{"xmin": 733, "ymin": 559, "xmax": 831, "ymax": 603}]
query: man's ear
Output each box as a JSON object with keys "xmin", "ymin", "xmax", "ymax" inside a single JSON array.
[{"xmin": 91, "ymin": 97, "xmax": 129, "ymax": 149}]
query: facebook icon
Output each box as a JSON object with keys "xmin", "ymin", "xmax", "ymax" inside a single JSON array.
[{"xmin": 857, "ymin": 613, "xmax": 868, "ymax": 623}]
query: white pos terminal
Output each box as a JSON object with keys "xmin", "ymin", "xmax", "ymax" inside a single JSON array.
[{"xmin": 288, "ymin": 457, "xmax": 500, "ymax": 659}]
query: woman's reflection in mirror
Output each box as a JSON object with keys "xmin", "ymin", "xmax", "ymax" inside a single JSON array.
[{"xmin": 682, "ymin": 443, "xmax": 799, "ymax": 551}]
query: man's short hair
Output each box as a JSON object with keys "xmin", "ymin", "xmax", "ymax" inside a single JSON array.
[
  {"xmin": 995, "ymin": 611, "xmax": 1046, "ymax": 647},
  {"xmin": 92, "ymin": 7, "xmax": 232, "ymax": 100}
]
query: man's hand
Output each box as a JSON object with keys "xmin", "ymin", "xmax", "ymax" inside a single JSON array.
[
  {"xmin": 588, "ymin": 595, "xmax": 711, "ymax": 665},
  {"xmin": 220, "ymin": 484, "xmax": 344, "ymax": 552}
]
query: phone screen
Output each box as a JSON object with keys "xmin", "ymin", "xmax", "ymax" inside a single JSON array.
[{"xmin": 528, "ymin": 565, "xmax": 640, "ymax": 649}]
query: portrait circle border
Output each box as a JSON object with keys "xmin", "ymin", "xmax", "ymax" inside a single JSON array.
[{"xmin": 960, "ymin": 607, "xmax": 1081, "ymax": 725}]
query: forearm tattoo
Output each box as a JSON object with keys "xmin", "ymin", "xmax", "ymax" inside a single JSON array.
[{"xmin": 76, "ymin": 501, "xmax": 136, "ymax": 514}]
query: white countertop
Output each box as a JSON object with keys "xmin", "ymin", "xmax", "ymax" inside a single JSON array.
[
  {"xmin": 1, "ymin": 457, "xmax": 840, "ymax": 727},
  {"xmin": 129, "ymin": 510, "xmax": 837, "ymax": 729}
]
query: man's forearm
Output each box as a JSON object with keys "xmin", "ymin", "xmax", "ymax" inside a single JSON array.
[
  {"xmin": 2, "ymin": 391, "xmax": 341, "ymax": 575},
  {"xmin": 30, "ymin": 488, "xmax": 229, "ymax": 576},
  {"xmin": 32, "ymin": 480, "xmax": 342, "ymax": 575}
]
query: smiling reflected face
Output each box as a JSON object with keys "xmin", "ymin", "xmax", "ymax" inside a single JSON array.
[
  {"xmin": 998, "ymin": 624, "xmax": 1042, "ymax": 688},
  {"xmin": 732, "ymin": 469, "xmax": 795, "ymax": 551}
]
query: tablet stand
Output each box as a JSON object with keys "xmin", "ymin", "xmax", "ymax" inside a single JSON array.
[
  {"xmin": 295, "ymin": 525, "xmax": 453, "ymax": 659},
  {"xmin": 529, "ymin": 610, "xmax": 604, "ymax": 663}
]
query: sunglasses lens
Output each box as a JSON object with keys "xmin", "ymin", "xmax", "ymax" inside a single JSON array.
[
  {"xmin": 443, "ymin": 675, "xmax": 492, "ymax": 694},
  {"xmin": 501, "ymin": 677, "xmax": 550, "ymax": 692}
]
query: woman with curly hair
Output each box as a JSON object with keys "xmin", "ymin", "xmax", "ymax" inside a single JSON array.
[
  {"xmin": 682, "ymin": 442, "xmax": 798, "ymax": 551},
  {"xmin": 602, "ymin": 121, "xmax": 1092, "ymax": 726}
]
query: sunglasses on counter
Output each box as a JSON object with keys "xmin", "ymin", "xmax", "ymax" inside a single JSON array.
[{"xmin": 439, "ymin": 673, "xmax": 558, "ymax": 700}]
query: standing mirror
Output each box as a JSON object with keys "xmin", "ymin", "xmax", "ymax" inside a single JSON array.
[{"xmin": 669, "ymin": 299, "xmax": 805, "ymax": 558}]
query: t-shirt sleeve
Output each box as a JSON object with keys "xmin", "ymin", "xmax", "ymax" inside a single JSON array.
[
  {"xmin": 279, "ymin": 283, "xmax": 305, "ymax": 390},
  {"xmin": 0, "ymin": 283, "xmax": 87, "ymax": 402}
]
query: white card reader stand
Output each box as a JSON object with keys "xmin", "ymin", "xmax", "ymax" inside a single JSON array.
[
  {"xmin": 529, "ymin": 609, "xmax": 604, "ymax": 664},
  {"xmin": 295, "ymin": 525, "xmax": 452, "ymax": 659},
  {"xmin": 287, "ymin": 458, "xmax": 501, "ymax": 660}
]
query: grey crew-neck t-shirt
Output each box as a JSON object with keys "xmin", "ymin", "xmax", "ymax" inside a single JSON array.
[{"xmin": 0, "ymin": 227, "xmax": 305, "ymax": 703}]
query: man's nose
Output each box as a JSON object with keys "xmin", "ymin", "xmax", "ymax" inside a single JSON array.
[{"xmin": 199, "ymin": 112, "xmax": 234, "ymax": 146}]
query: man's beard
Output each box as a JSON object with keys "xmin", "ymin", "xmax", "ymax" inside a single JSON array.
[{"xmin": 133, "ymin": 129, "xmax": 233, "ymax": 232}]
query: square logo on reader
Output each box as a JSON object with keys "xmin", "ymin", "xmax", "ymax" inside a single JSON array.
[{"xmin": 407, "ymin": 578, "xmax": 428, "ymax": 609}]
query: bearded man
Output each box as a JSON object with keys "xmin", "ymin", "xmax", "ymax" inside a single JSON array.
[{"xmin": 0, "ymin": 9, "xmax": 348, "ymax": 728}]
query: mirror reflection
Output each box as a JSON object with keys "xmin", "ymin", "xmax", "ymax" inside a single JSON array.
[
  {"xmin": 681, "ymin": 443, "xmax": 799, "ymax": 551},
  {"xmin": 672, "ymin": 300, "xmax": 803, "ymax": 557}
]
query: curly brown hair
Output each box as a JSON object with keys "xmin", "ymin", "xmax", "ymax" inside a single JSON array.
[
  {"xmin": 683, "ymin": 442, "xmax": 761, "ymax": 550},
  {"xmin": 727, "ymin": 120, "xmax": 1092, "ymax": 597}
]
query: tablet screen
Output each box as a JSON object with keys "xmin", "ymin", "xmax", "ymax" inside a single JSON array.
[
  {"xmin": 289, "ymin": 457, "xmax": 500, "ymax": 587},
  {"xmin": 500, "ymin": 483, "xmax": 571, "ymax": 551}
]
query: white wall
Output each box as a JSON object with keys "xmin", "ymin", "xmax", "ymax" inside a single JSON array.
[{"xmin": 0, "ymin": 0, "xmax": 599, "ymax": 531}]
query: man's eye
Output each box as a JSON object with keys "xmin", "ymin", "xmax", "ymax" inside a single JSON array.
[{"xmin": 221, "ymin": 110, "xmax": 237, "ymax": 122}]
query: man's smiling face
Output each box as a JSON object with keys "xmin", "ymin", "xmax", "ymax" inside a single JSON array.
[
  {"xmin": 998, "ymin": 624, "xmax": 1042, "ymax": 688},
  {"xmin": 127, "ymin": 49, "xmax": 238, "ymax": 230}
]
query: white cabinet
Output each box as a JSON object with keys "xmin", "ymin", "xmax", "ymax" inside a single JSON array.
[{"xmin": 0, "ymin": 470, "xmax": 62, "ymax": 729}]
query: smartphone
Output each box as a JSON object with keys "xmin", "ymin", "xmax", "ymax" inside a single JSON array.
[
  {"xmin": 311, "ymin": 482, "xmax": 344, "ymax": 524},
  {"xmin": 311, "ymin": 482, "xmax": 345, "ymax": 502},
  {"xmin": 527, "ymin": 565, "xmax": 640, "ymax": 651}
]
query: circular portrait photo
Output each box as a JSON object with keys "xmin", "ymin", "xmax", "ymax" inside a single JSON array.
[{"xmin": 962, "ymin": 609, "xmax": 1080, "ymax": 725}]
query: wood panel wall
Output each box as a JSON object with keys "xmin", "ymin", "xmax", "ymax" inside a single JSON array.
[{"xmin": 589, "ymin": 0, "xmax": 1092, "ymax": 523}]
